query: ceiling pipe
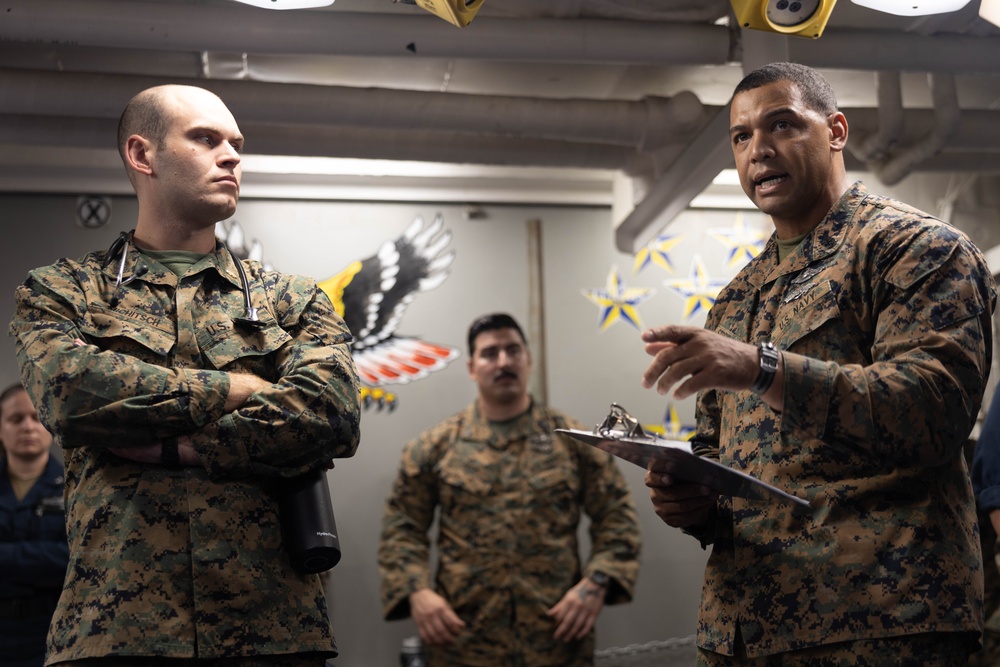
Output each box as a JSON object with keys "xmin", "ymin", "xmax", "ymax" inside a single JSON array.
[
  {"xmin": 478, "ymin": 0, "xmax": 727, "ymax": 22},
  {"xmin": 0, "ymin": 113, "xmax": 641, "ymax": 170},
  {"xmin": 0, "ymin": 68, "xmax": 708, "ymax": 151},
  {"xmin": 1, "ymin": 97, "xmax": 999, "ymax": 174},
  {"xmin": 0, "ymin": 65, "xmax": 997, "ymax": 169},
  {"xmin": 614, "ymin": 103, "xmax": 735, "ymax": 253},
  {"xmin": 873, "ymin": 73, "xmax": 961, "ymax": 185},
  {"xmin": 3, "ymin": 0, "xmax": 999, "ymax": 75},
  {"xmin": 3, "ymin": 105, "xmax": 999, "ymax": 175},
  {"xmin": 784, "ymin": 28, "xmax": 1000, "ymax": 76},
  {"xmin": 848, "ymin": 71, "xmax": 904, "ymax": 163},
  {"xmin": 0, "ymin": 0, "xmax": 732, "ymax": 66},
  {"xmin": 839, "ymin": 107, "xmax": 1000, "ymax": 153}
]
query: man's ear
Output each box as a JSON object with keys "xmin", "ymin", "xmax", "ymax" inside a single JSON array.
[
  {"xmin": 466, "ymin": 357, "xmax": 475, "ymax": 380},
  {"xmin": 829, "ymin": 111, "xmax": 848, "ymax": 153},
  {"xmin": 125, "ymin": 135, "xmax": 155, "ymax": 177}
]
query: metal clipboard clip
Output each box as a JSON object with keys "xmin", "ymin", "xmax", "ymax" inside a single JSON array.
[{"xmin": 597, "ymin": 402, "xmax": 648, "ymax": 440}]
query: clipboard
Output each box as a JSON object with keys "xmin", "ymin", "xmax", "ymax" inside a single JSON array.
[{"xmin": 556, "ymin": 403, "xmax": 810, "ymax": 507}]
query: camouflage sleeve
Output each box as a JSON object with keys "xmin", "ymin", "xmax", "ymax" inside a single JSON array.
[
  {"xmin": 192, "ymin": 278, "xmax": 361, "ymax": 480},
  {"xmin": 661, "ymin": 306, "xmax": 728, "ymax": 549},
  {"xmin": 377, "ymin": 430, "xmax": 443, "ymax": 620},
  {"xmin": 781, "ymin": 225, "xmax": 995, "ymax": 467},
  {"xmin": 9, "ymin": 261, "xmax": 230, "ymax": 448},
  {"xmin": 567, "ymin": 417, "xmax": 642, "ymax": 605}
]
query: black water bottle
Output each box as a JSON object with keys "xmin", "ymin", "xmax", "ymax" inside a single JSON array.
[
  {"xmin": 400, "ymin": 636, "xmax": 426, "ymax": 667},
  {"xmin": 277, "ymin": 468, "xmax": 342, "ymax": 574}
]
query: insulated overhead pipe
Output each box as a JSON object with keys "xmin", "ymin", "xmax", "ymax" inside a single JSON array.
[{"xmin": 0, "ymin": 69, "xmax": 709, "ymax": 152}]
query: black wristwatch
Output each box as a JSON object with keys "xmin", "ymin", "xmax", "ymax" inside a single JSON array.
[
  {"xmin": 588, "ymin": 571, "xmax": 610, "ymax": 588},
  {"xmin": 750, "ymin": 341, "xmax": 779, "ymax": 395}
]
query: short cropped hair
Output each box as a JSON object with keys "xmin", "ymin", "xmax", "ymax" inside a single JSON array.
[
  {"xmin": 734, "ymin": 62, "xmax": 839, "ymax": 117},
  {"xmin": 117, "ymin": 87, "xmax": 171, "ymax": 187},
  {"xmin": 117, "ymin": 88, "xmax": 170, "ymax": 163},
  {"xmin": 467, "ymin": 313, "xmax": 526, "ymax": 356}
]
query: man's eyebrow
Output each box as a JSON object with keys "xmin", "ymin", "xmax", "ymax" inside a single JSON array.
[
  {"xmin": 189, "ymin": 125, "xmax": 244, "ymax": 143},
  {"xmin": 729, "ymin": 106, "xmax": 799, "ymax": 134},
  {"xmin": 764, "ymin": 106, "xmax": 796, "ymax": 119}
]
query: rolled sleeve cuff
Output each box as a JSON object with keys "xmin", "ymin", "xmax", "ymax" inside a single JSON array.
[
  {"xmin": 776, "ymin": 351, "xmax": 834, "ymax": 441},
  {"xmin": 583, "ymin": 563, "xmax": 636, "ymax": 605},
  {"xmin": 192, "ymin": 412, "xmax": 252, "ymax": 480},
  {"xmin": 384, "ymin": 574, "xmax": 432, "ymax": 621},
  {"xmin": 182, "ymin": 368, "xmax": 230, "ymax": 428}
]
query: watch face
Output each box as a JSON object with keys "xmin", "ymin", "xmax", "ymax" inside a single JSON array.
[
  {"xmin": 589, "ymin": 571, "xmax": 609, "ymax": 587},
  {"xmin": 760, "ymin": 342, "xmax": 779, "ymax": 371}
]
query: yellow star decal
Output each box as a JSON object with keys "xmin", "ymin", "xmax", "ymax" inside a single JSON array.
[
  {"xmin": 707, "ymin": 212, "xmax": 769, "ymax": 269},
  {"xmin": 582, "ymin": 266, "xmax": 654, "ymax": 332},
  {"xmin": 633, "ymin": 233, "xmax": 683, "ymax": 274},
  {"xmin": 664, "ymin": 255, "xmax": 728, "ymax": 320},
  {"xmin": 643, "ymin": 404, "xmax": 696, "ymax": 440}
]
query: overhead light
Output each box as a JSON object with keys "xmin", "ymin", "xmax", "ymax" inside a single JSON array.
[
  {"xmin": 850, "ymin": 0, "xmax": 971, "ymax": 16},
  {"xmin": 980, "ymin": 0, "xmax": 1000, "ymax": 26},
  {"xmin": 230, "ymin": 0, "xmax": 334, "ymax": 9},
  {"xmin": 396, "ymin": 0, "xmax": 485, "ymax": 27},
  {"xmin": 729, "ymin": 0, "xmax": 838, "ymax": 39}
]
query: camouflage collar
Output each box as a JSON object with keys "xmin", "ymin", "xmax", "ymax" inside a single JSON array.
[
  {"xmin": 213, "ymin": 239, "xmax": 245, "ymax": 290},
  {"xmin": 100, "ymin": 232, "xmax": 244, "ymax": 290},
  {"xmin": 457, "ymin": 399, "xmax": 551, "ymax": 449},
  {"xmin": 748, "ymin": 180, "xmax": 867, "ymax": 289}
]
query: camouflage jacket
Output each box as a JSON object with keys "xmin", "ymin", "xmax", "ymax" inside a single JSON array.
[
  {"xmin": 691, "ymin": 182, "xmax": 995, "ymax": 657},
  {"xmin": 8, "ymin": 238, "xmax": 361, "ymax": 662},
  {"xmin": 378, "ymin": 401, "xmax": 641, "ymax": 666}
]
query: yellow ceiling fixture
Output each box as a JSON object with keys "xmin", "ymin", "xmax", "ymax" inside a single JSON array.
[
  {"xmin": 850, "ymin": 0, "xmax": 972, "ymax": 15},
  {"xmin": 729, "ymin": 0, "xmax": 838, "ymax": 39},
  {"xmin": 230, "ymin": 0, "xmax": 334, "ymax": 8},
  {"xmin": 396, "ymin": 0, "xmax": 485, "ymax": 27}
]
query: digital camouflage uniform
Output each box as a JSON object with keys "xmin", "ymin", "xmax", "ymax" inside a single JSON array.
[
  {"xmin": 8, "ymin": 240, "xmax": 361, "ymax": 664},
  {"xmin": 690, "ymin": 182, "xmax": 995, "ymax": 658},
  {"xmin": 378, "ymin": 401, "xmax": 641, "ymax": 667}
]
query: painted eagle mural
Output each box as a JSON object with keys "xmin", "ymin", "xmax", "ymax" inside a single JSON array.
[{"xmin": 217, "ymin": 214, "xmax": 459, "ymax": 411}]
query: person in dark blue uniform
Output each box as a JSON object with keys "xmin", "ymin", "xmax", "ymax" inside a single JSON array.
[
  {"xmin": 973, "ymin": 389, "xmax": 1000, "ymax": 665},
  {"xmin": 0, "ymin": 383, "xmax": 67, "ymax": 667}
]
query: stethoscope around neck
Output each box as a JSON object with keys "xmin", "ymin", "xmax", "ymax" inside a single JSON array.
[{"xmin": 103, "ymin": 229, "xmax": 264, "ymax": 327}]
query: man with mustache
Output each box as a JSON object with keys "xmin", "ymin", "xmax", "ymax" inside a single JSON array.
[
  {"xmin": 641, "ymin": 62, "xmax": 995, "ymax": 664},
  {"xmin": 378, "ymin": 313, "xmax": 641, "ymax": 667}
]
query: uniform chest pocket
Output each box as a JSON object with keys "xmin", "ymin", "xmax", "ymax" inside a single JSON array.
[
  {"xmin": 438, "ymin": 453, "xmax": 494, "ymax": 498},
  {"xmin": 773, "ymin": 280, "xmax": 845, "ymax": 350},
  {"xmin": 527, "ymin": 466, "xmax": 576, "ymax": 494},
  {"xmin": 81, "ymin": 303, "xmax": 175, "ymax": 358},
  {"xmin": 526, "ymin": 463, "xmax": 580, "ymax": 529},
  {"xmin": 198, "ymin": 315, "xmax": 292, "ymax": 371},
  {"xmin": 30, "ymin": 494, "xmax": 67, "ymax": 539},
  {"xmin": 35, "ymin": 494, "xmax": 65, "ymax": 516}
]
